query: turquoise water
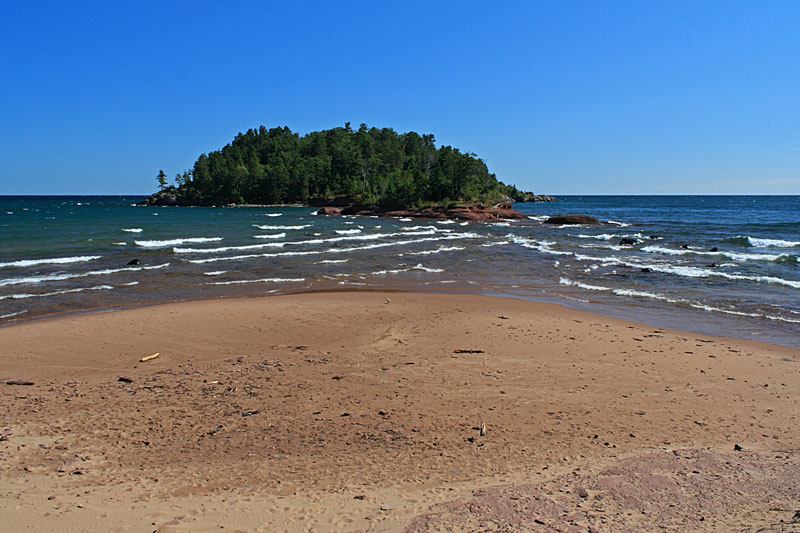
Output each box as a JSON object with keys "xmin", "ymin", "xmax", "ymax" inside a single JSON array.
[{"xmin": 1, "ymin": 195, "xmax": 798, "ymax": 347}]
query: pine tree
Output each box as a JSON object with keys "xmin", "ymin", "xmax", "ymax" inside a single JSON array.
[{"xmin": 156, "ymin": 170, "xmax": 168, "ymax": 191}]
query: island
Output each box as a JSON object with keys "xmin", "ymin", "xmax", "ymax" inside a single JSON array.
[{"xmin": 140, "ymin": 124, "xmax": 555, "ymax": 219}]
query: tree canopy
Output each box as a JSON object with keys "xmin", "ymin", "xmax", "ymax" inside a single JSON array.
[{"xmin": 161, "ymin": 124, "xmax": 528, "ymax": 208}]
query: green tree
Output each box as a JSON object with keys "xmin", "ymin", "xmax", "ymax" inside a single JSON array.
[
  {"xmin": 156, "ymin": 170, "xmax": 168, "ymax": 191},
  {"xmin": 155, "ymin": 124, "xmax": 516, "ymax": 208}
]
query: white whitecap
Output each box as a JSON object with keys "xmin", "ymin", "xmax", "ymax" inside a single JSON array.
[
  {"xmin": 135, "ymin": 237, "xmax": 223, "ymax": 248},
  {"xmin": 400, "ymin": 245, "xmax": 465, "ymax": 256},
  {"xmin": 208, "ymin": 277, "xmax": 304, "ymax": 285},
  {"xmin": 254, "ymin": 233, "xmax": 286, "ymax": 239},
  {"xmin": 0, "ymin": 255, "xmax": 102, "ymax": 269},
  {"xmin": 0, "ymin": 284, "xmax": 115, "ymax": 301},
  {"xmin": 122, "ymin": 228, "xmax": 143, "ymax": 233},
  {"xmin": 253, "ymin": 224, "xmax": 310, "ymax": 230},
  {"xmin": 0, "ymin": 262, "xmax": 170, "ymax": 288},
  {"xmin": 0, "ymin": 310, "xmax": 27, "ymax": 319},
  {"xmin": 748, "ymin": 237, "xmax": 800, "ymax": 248},
  {"xmin": 335, "ymin": 229, "xmax": 362, "ymax": 235}
]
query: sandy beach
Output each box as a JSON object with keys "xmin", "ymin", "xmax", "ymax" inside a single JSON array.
[{"xmin": 1, "ymin": 291, "xmax": 799, "ymax": 532}]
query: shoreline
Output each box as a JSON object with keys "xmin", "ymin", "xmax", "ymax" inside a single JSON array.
[
  {"xmin": 2, "ymin": 291, "xmax": 799, "ymax": 531},
  {"xmin": 3, "ymin": 283, "xmax": 799, "ymax": 351}
]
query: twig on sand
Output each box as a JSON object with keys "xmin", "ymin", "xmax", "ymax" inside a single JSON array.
[
  {"xmin": 140, "ymin": 353, "xmax": 160, "ymax": 362},
  {"xmin": 454, "ymin": 349, "xmax": 484, "ymax": 354}
]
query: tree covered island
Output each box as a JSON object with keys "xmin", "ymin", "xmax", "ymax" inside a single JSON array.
[{"xmin": 141, "ymin": 124, "xmax": 554, "ymax": 218}]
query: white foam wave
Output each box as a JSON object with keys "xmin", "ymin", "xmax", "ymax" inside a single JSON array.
[
  {"xmin": 527, "ymin": 215, "xmax": 549, "ymax": 221},
  {"xmin": 336, "ymin": 229, "xmax": 362, "ymax": 235},
  {"xmin": 400, "ymin": 245, "xmax": 465, "ymax": 256},
  {"xmin": 176, "ymin": 230, "xmax": 448, "ymax": 254},
  {"xmin": 372, "ymin": 264, "xmax": 444, "ymax": 275},
  {"xmin": 641, "ymin": 245, "xmax": 794, "ymax": 263},
  {"xmin": 0, "ymin": 262, "xmax": 170, "ymax": 287},
  {"xmin": 558, "ymin": 277, "xmax": 800, "ymax": 323},
  {"xmin": 492, "ymin": 222, "xmax": 511, "ymax": 227},
  {"xmin": 0, "ymin": 310, "xmax": 27, "ymax": 319},
  {"xmin": 122, "ymin": 228, "xmax": 143, "ymax": 233},
  {"xmin": 264, "ymin": 213, "xmax": 282, "ymax": 217},
  {"xmin": 175, "ymin": 242, "xmax": 285, "ymax": 253},
  {"xmin": 135, "ymin": 237, "xmax": 223, "ymax": 248},
  {"xmin": 402, "ymin": 225, "xmax": 438, "ymax": 231},
  {"xmin": 398, "ymin": 218, "xmax": 412, "ymax": 222},
  {"xmin": 508, "ymin": 234, "xmax": 572, "ymax": 256},
  {"xmin": 558, "ymin": 277, "xmax": 678, "ymax": 302},
  {"xmin": 481, "ymin": 241, "xmax": 510, "ymax": 247},
  {"xmin": 208, "ymin": 277, "xmax": 304, "ymax": 285},
  {"xmin": 748, "ymin": 237, "xmax": 800, "ymax": 248},
  {"xmin": 186, "ymin": 234, "xmax": 478, "ymax": 264},
  {"xmin": 112, "ymin": 242, "xmax": 127, "ymax": 246},
  {"xmin": 0, "ymin": 255, "xmax": 101, "ymax": 269},
  {"xmin": 253, "ymin": 224, "xmax": 311, "ymax": 230},
  {"xmin": 0, "ymin": 284, "xmax": 115, "ymax": 301},
  {"xmin": 203, "ymin": 271, "xmax": 227, "ymax": 276},
  {"xmin": 576, "ymin": 233, "xmax": 616, "ymax": 241},
  {"xmin": 316, "ymin": 259, "xmax": 349, "ymax": 264},
  {"xmin": 607, "ymin": 220, "xmax": 631, "ymax": 227},
  {"xmin": 254, "ymin": 233, "xmax": 286, "ymax": 239},
  {"xmin": 437, "ymin": 220, "xmax": 455, "ymax": 225}
]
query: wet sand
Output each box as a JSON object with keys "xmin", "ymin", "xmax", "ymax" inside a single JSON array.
[{"xmin": 1, "ymin": 291, "xmax": 798, "ymax": 531}]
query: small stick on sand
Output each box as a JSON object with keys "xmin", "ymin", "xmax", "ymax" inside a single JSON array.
[{"xmin": 140, "ymin": 353, "xmax": 160, "ymax": 362}]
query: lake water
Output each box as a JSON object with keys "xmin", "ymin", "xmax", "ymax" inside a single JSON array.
[{"xmin": 1, "ymin": 195, "xmax": 798, "ymax": 348}]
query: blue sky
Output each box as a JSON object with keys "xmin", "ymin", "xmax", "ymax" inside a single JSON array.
[{"xmin": 1, "ymin": 1, "xmax": 798, "ymax": 195}]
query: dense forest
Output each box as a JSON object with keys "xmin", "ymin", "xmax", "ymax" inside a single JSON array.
[{"xmin": 154, "ymin": 124, "xmax": 531, "ymax": 208}]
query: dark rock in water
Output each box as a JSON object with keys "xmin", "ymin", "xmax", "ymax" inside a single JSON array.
[
  {"xmin": 543, "ymin": 215, "xmax": 601, "ymax": 225},
  {"xmin": 681, "ymin": 244, "xmax": 689, "ymax": 249},
  {"xmin": 709, "ymin": 247, "xmax": 718, "ymax": 252},
  {"xmin": 619, "ymin": 237, "xmax": 639, "ymax": 246},
  {"xmin": 648, "ymin": 235, "xmax": 660, "ymax": 240},
  {"xmin": 316, "ymin": 207, "xmax": 342, "ymax": 215},
  {"xmin": 708, "ymin": 262, "xmax": 718, "ymax": 268},
  {"xmin": 641, "ymin": 268, "xmax": 654, "ymax": 273},
  {"xmin": 127, "ymin": 259, "xmax": 140, "ymax": 266}
]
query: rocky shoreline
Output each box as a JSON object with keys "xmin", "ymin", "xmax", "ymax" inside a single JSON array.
[{"xmin": 317, "ymin": 202, "xmax": 529, "ymax": 222}]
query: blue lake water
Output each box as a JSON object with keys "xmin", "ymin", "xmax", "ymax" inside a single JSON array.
[{"xmin": 1, "ymin": 195, "xmax": 798, "ymax": 348}]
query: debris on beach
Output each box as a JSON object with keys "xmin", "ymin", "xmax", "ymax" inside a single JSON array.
[
  {"xmin": 4, "ymin": 379, "xmax": 34, "ymax": 386},
  {"xmin": 140, "ymin": 352, "xmax": 160, "ymax": 362},
  {"xmin": 454, "ymin": 349, "xmax": 484, "ymax": 354}
]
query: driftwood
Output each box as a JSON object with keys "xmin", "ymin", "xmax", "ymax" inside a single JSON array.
[{"xmin": 139, "ymin": 353, "xmax": 160, "ymax": 362}]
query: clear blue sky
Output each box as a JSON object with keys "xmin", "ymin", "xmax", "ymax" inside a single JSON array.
[{"xmin": 1, "ymin": 1, "xmax": 798, "ymax": 195}]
